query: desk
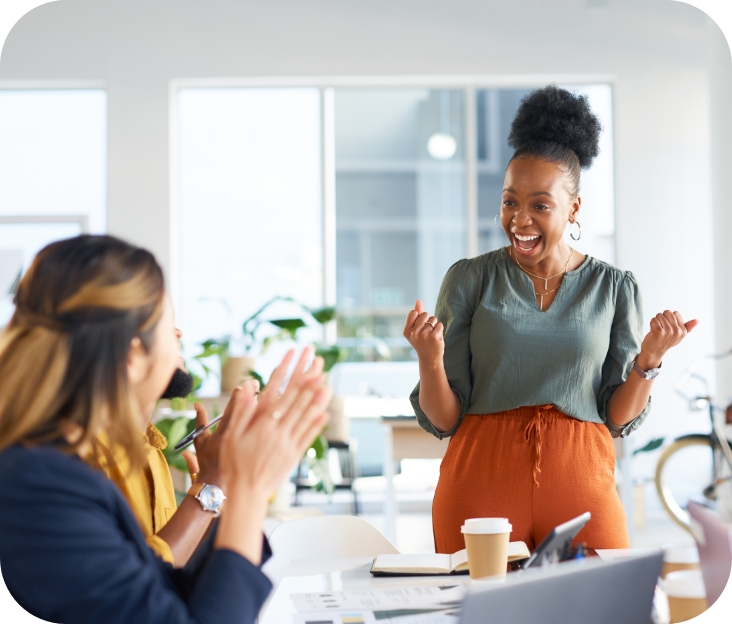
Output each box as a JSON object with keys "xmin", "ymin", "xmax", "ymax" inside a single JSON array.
[
  {"xmin": 259, "ymin": 549, "xmax": 660, "ymax": 624},
  {"xmin": 259, "ymin": 556, "xmax": 470, "ymax": 624},
  {"xmin": 381, "ymin": 416, "xmax": 449, "ymax": 542}
]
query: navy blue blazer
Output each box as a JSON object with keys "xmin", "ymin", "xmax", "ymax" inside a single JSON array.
[{"xmin": 0, "ymin": 444, "xmax": 273, "ymax": 624}]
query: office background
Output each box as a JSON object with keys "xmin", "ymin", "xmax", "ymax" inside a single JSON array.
[{"xmin": 1, "ymin": 0, "xmax": 732, "ymax": 547}]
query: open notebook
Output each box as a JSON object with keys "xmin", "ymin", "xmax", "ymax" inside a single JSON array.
[{"xmin": 371, "ymin": 542, "xmax": 530, "ymax": 576}]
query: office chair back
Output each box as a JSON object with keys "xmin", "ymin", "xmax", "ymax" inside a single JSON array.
[{"xmin": 262, "ymin": 515, "xmax": 399, "ymax": 584}]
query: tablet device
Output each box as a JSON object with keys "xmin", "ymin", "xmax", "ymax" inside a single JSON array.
[{"xmin": 522, "ymin": 511, "xmax": 591, "ymax": 568}]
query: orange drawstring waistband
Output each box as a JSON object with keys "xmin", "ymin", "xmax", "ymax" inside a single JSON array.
[{"xmin": 523, "ymin": 404, "xmax": 555, "ymax": 488}]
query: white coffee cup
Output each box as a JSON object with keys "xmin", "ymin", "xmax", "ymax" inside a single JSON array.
[
  {"xmin": 664, "ymin": 569, "xmax": 707, "ymax": 623},
  {"xmin": 661, "ymin": 542, "xmax": 700, "ymax": 579},
  {"xmin": 461, "ymin": 518, "xmax": 512, "ymax": 580}
]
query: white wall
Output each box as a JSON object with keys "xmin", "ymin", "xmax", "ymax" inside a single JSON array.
[{"xmin": 0, "ymin": 0, "xmax": 730, "ymax": 458}]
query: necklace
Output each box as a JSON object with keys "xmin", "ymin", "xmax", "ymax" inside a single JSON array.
[{"xmin": 510, "ymin": 246, "xmax": 574, "ymax": 311}]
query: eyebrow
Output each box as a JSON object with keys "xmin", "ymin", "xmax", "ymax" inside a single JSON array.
[{"xmin": 502, "ymin": 187, "xmax": 554, "ymax": 198}]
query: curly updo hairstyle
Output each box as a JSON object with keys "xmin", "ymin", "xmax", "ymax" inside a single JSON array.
[{"xmin": 507, "ymin": 85, "xmax": 602, "ymax": 197}]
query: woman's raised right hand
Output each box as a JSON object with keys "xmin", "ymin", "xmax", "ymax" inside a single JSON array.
[{"xmin": 403, "ymin": 299, "xmax": 444, "ymax": 364}]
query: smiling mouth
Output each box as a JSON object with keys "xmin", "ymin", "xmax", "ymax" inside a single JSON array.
[{"xmin": 513, "ymin": 233, "xmax": 542, "ymax": 254}]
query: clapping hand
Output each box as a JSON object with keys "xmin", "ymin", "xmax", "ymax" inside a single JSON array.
[
  {"xmin": 218, "ymin": 347, "xmax": 332, "ymax": 497},
  {"xmin": 403, "ymin": 300, "xmax": 444, "ymax": 364},
  {"xmin": 638, "ymin": 311, "xmax": 699, "ymax": 369}
]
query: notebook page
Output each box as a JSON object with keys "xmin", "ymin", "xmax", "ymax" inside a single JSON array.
[{"xmin": 372, "ymin": 553, "xmax": 453, "ymax": 573}]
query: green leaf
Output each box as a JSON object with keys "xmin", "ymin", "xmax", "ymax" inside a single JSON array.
[
  {"xmin": 246, "ymin": 369, "xmax": 266, "ymax": 391},
  {"xmin": 308, "ymin": 434, "xmax": 329, "ymax": 460},
  {"xmin": 8, "ymin": 270, "xmax": 21, "ymax": 296},
  {"xmin": 157, "ymin": 416, "xmax": 195, "ymax": 453},
  {"xmin": 195, "ymin": 341, "xmax": 229, "ymax": 360},
  {"xmin": 309, "ymin": 306, "xmax": 337, "ymax": 324},
  {"xmin": 167, "ymin": 454, "xmax": 190, "ymax": 473},
  {"xmin": 633, "ymin": 437, "xmax": 665, "ymax": 455},
  {"xmin": 153, "ymin": 417, "xmax": 176, "ymax": 441},
  {"xmin": 315, "ymin": 344, "xmax": 343, "ymax": 372},
  {"xmin": 269, "ymin": 318, "xmax": 307, "ymax": 340},
  {"xmin": 158, "ymin": 416, "xmax": 197, "ymax": 471}
]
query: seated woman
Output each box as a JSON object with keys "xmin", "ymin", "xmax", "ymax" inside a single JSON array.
[
  {"xmin": 0, "ymin": 234, "xmax": 331, "ymax": 624},
  {"xmin": 96, "ymin": 339, "xmax": 234, "ymax": 567}
]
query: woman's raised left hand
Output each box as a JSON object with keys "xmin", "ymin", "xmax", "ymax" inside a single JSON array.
[{"xmin": 638, "ymin": 311, "xmax": 698, "ymax": 369}]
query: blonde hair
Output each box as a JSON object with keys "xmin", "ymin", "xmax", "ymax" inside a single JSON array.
[{"xmin": 0, "ymin": 235, "xmax": 165, "ymax": 470}]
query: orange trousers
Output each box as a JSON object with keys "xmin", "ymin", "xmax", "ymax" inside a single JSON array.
[{"xmin": 432, "ymin": 405, "xmax": 630, "ymax": 554}]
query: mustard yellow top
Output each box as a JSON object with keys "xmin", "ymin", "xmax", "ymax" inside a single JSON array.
[{"xmin": 95, "ymin": 424, "xmax": 177, "ymax": 564}]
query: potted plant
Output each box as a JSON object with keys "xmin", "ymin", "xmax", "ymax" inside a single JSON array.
[{"xmin": 629, "ymin": 437, "xmax": 665, "ymax": 528}]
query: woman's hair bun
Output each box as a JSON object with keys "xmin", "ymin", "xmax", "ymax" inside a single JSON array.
[{"xmin": 507, "ymin": 85, "xmax": 602, "ymax": 169}]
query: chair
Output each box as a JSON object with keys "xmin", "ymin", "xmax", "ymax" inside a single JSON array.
[
  {"xmin": 292, "ymin": 440, "xmax": 361, "ymax": 514},
  {"xmin": 262, "ymin": 515, "xmax": 399, "ymax": 585}
]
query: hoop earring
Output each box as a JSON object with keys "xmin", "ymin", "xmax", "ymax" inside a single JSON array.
[
  {"xmin": 569, "ymin": 221, "xmax": 582, "ymax": 241},
  {"xmin": 494, "ymin": 214, "xmax": 503, "ymax": 230}
]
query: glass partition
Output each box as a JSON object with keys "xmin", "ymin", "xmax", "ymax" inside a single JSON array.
[{"xmin": 334, "ymin": 88, "xmax": 467, "ymax": 361}]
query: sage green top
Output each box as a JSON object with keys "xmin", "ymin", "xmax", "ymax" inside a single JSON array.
[{"xmin": 410, "ymin": 248, "xmax": 650, "ymax": 440}]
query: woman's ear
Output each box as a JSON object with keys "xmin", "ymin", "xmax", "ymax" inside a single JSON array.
[
  {"xmin": 570, "ymin": 195, "xmax": 581, "ymax": 222},
  {"xmin": 127, "ymin": 336, "xmax": 149, "ymax": 387}
]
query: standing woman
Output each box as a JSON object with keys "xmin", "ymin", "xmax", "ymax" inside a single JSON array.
[{"xmin": 404, "ymin": 86, "xmax": 697, "ymax": 553}]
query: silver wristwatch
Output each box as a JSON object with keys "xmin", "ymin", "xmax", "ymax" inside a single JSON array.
[
  {"xmin": 187, "ymin": 482, "xmax": 226, "ymax": 517},
  {"xmin": 632, "ymin": 356, "xmax": 662, "ymax": 380}
]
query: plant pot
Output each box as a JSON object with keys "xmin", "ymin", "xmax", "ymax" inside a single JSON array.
[
  {"xmin": 221, "ymin": 356, "xmax": 256, "ymax": 393},
  {"xmin": 324, "ymin": 395, "xmax": 349, "ymax": 443}
]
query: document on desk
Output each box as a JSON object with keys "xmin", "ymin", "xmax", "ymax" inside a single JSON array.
[
  {"xmin": 292, "ymin": 607, "xmax": 460, "ymax": 623},
  {"xmin": 290, "ymin": 585, "xmax": 465, "ymax": 613}
]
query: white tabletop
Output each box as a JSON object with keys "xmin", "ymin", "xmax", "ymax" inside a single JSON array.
[
  {"xmin": 258, "ymin": 556, "xmax": 472, "ymax": 624},
  {"xmin": 259, "ymin": 549, "xmax": 661, "ymax": 624}
]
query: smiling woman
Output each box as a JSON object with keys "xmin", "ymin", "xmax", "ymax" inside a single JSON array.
[{"xmin": 403, "ymin": 86, "xmax": 698, "ymax": 555}]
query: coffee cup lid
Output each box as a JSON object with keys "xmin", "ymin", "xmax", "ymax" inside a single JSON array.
[
  {"xmin": 662, "ymin": 542, "xmax": 700, "ymax": 564},
  {"xmin": 461, "ymin": 518, "xmax": 512, "ymax": 534},
  {"xmin": 664, "ymin": 570, "xmax": 707, "ymax": 599}
]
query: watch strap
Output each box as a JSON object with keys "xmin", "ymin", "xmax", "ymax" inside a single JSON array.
[
  {"xmin": 632, "ymin": 356, "xmax": 661, "ymax": 380},
  {"xmin": 187, "ymin": 482, "xmax": 226, "ymax": 516},
  {"xmin": 187, "ymin": 482, "xmax": 205, "ymax": 498}
]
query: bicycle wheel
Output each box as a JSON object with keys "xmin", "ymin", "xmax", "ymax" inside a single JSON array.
[{"xmin": 655, "ymin": 435, "xmax": 720, "ymax": 530}]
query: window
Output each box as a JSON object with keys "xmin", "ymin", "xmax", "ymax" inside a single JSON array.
[
  {"xmin": 173, "ymin": 81, "xmax": 614, "ymax": 369},
  {"xmin": 0, "ymin": 89, "xmax": 107, "ymax": 326},
  {"xmin": 175, "ymin": 88, "xmax": 323, "ymax": 386},
  {"xmin": 334, "ymin": 88, "xmax": 466, "ymax": 361}
]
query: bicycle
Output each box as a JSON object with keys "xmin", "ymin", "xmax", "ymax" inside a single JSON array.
[{"xmin": 654, "ymin": 350, "xmax": 732, "ymax": 531}]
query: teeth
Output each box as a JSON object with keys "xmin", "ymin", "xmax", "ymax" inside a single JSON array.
[{"xmin": 515, "ymin": 234, "xmax": 540, "ymax": 241}]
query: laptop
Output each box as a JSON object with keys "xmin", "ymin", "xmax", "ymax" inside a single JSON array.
[
  {"xmin": 688, "ymin": 501, "xmax": 732, "ymax": 607},
  {"xmin": 459, "ymin": 551, "xmax": 663, "ymax": 624}
]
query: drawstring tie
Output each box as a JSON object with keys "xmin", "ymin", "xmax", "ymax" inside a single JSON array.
[{"xmin": 524, "ymin": 405, "xmax": 554, "ymax": 488}]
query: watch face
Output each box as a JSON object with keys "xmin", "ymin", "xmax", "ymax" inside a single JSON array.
[
  {"xmin": 645, "ymin": 368, "xmax": 661, "ymax": 380},
  {"xmin": 198, "ymin": 485, "xmax": 225, "ymax": 512}
]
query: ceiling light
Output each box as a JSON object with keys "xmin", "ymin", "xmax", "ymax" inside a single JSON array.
[{"xmin": 427, "ymin": 133, "xmax": 457, "ymax": 160}]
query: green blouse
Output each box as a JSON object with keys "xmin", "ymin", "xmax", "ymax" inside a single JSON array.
[{"xmin": 410, "ymin": 248, "xmax": 650, "ymax": 440}]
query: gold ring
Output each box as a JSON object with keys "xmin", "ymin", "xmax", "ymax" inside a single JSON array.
[{"xmin": 190, "ymin": 472, "xmax": 198, "ymax": 482}]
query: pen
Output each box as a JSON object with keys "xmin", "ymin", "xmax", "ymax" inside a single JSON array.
[{"xmin": 173, "ymin": 413, "xmax": 224, "ymax": 451}]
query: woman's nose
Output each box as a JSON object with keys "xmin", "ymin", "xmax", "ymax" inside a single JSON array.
[{"xmin": 513, "ymin": 208, "xmax": 533, "ymax": 227}]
